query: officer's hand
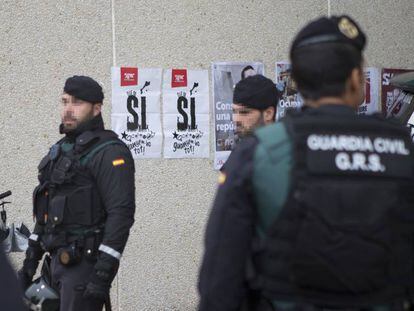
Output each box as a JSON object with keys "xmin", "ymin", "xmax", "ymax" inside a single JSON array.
[
  {"xmin": 19, "ymin": 245, "xmax": 43, "ymax": 291},
  {"xmin": 83, "ymin": 253, "xmax": 119, "ymax": 301},
  {"xmin": 83, "ymin": 269, "xmax": 112, "ymax": 301}
]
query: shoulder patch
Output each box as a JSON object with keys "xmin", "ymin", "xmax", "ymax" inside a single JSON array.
[
  {"xmin": 218, "ymin": 172, "xmax": 226, "ymax": 185},
  {"xmin": 112, "ymin": 158, "xmax": 125, "ymax": 167}
]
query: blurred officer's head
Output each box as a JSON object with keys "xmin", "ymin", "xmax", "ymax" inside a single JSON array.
[
  {"xmin": 60, "ymin": 75, "xmax": 104, "ymax": 132},
  {"xmin": 232, "ymin": 74, "xmax": 279, "ymax": 137},
  {"xmin": 290, "ymin": 15, "xmax": 366, "ymax": 109}
]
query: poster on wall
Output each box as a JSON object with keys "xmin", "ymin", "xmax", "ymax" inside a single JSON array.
[
  {"xmin": 212, "ymin": 61, "xmax": 264, "ymax": 169},
  {"xmin": 275, "ymin": 61, "xmax": 303, "ymax": 120},
  {"xmin": 358, "ymin": 67, "xmax": 380, "ymax": 115},
  {"xmin": 162, "ymin": 69, "xmax": 210, "ymax": 158},
  {"xmin": 111, "ymin": 67, "xmax": 163, "ymax": 158},
  {"xmin": 381, "ymin": 68, "xmax": 414, "ymax": 115}
]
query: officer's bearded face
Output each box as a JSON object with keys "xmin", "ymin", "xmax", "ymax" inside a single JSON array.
[
  {"xmin": 60, "ymin": 93, "xmax": 101, "ymax": 131},
  {"xmin": 232, "ymin": 103, "xmax": 265, "ymax": 137}
]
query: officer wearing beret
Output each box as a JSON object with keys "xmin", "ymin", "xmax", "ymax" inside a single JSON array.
[
  {"xmin": 18, "ymin": 76, "xmax": 135, "ymax": 311},
  {"xmin": 199, "ymin": 16, "xmax": 414, "ymax": 311},
  {"xmin": 232, "ymin": 74, "xmax": 278, "ymax": 141}
]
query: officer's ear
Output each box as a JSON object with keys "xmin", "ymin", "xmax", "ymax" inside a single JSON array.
[
  {"xmin": 347, "ymin": 67, "xmax": 365, "ymax": 108},
  {"xmin": 92, "ymin": 103, "xmax": 102, "ymax": 117},
  {"xmin": 263, "ymin": 106, "xmax": 276, "ymax": 124},
  {"xmin": 349, "ymin": 67, "xmax": 364, "ymax": 90}
]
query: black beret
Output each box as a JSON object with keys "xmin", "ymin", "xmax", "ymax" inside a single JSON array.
[
  {"xmin": 63, "ymin": 75, "xmax": 104, "ymax": 104},
  {"xmin": 233, "ymin": 75, "xmax": 279, "ymax": 110},
  {"xmin": 290, "ymin": 15, "xmax": 366, "ymax": 54}
]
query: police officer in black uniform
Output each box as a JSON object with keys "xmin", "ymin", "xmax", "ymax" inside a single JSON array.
[
  {"xmin": 232, "ymin": 74, "xmax": 278, "ymax": 140},
  {"xmin": 18, "ymin": 76, "xmax": 135, "ymax": 311},
  {"xmin": 199, "ymin": 16, "xmax": 414, "ymax": 311},
  {"xmin": 220, "ymin": 74, "xmax": 278, "ymax": 171}
]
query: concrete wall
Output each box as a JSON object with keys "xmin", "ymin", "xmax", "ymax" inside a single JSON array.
[{"xmin": 0, "ymin": 1, "xmax": 412, "ymax": 310}]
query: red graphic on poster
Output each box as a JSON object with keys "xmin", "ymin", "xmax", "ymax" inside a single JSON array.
[
  {"xmin": 121, "ymin": 67, "xmax": 138, "ymax": 86},
  {"xmin": 381, "ymin": 68, "xmax": 413, "ymax": 114},
  {"xmin": 171, "ymin": 69, "xmax": 187, "ymax": 88}
]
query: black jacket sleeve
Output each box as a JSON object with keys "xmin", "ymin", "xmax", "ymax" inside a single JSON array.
[
  {"xmin": 0, "ymin": 248, "xmax": 26, "ymax": 311},
  {"xmin": 198, "ymin": 136, "xmax": 258, "ymax": 311},
  {"xmin": 88, "ymin": 142, "xmax": 136, "ymax": 259}
]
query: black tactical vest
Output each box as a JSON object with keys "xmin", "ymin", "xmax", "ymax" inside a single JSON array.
[
  {"xmin": 249, "ymin": 108, "xmax": 414, "ymax": 307},
  {"xmin": 33, "ymin": 130, "xmax": 124, "ymax": 250}
]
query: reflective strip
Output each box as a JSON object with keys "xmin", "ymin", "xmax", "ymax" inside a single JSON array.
[
  {"xmin": 98, "ymin": 244, "xmax": 121, "ymax": 260},
  {"xmin": 29, "ymin": 234, "xmax": 39, "ymax": 242}
]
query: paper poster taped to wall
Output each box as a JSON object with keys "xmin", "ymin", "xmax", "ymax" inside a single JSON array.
[
  {"xmin": 382, "ymin": 68, "xmax": 414, "ymax": 115},
  {"xmin": 163, "ymin": 69, "xmax": 209, "ymax": 158},
  {"xmin": 111, "ymin": 67, "xmax": 162, "ymax": 158},
  {"xmin": 358, "ymin": 67, "xmax": 380, "ymax": 115},
  {"xmin": 275, "ymin": 62, "xmax": 303, "ymax": 121},
  {"xmin": 212, "ymin": 61, "xmax": 264, "ymax": 169}
]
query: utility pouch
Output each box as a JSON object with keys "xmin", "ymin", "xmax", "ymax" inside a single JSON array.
[
  {"xmin": 83, "ymin": 235, "xmax": 98, "ymax": 260},
  {"xmin": 50, "ymin": 157, "xmax": 72, "ymax": 185},
  {"xmin": 48, "ymin": 196, "xmax": 66, "ymax": 226},
  {"xmin": 33, "ymin": 183, "xmax": 49, "ymax": 225},
  {"xmin": 58, "ymin": 243, "xmax": 82, "ymax": 266}
]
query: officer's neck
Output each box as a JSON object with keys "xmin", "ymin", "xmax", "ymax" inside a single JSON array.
[
  {"xmin": 305, "ymin": 97, "xmax": 357, "ymax": 110},
  {"xmin": 62, "ymin": 113, "xmax": 104, "ymax": 141}
]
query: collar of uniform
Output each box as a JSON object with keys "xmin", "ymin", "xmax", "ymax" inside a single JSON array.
[
  {"xmin": 305, "ymin": 104, "xmax": 356, "ymax": 115},
  {"xmin": 64, "ymin": 113, "xmax": 105, "ymax": 141}
]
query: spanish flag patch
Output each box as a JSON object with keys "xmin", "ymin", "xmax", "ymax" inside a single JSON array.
[
  {"xmin": 218, "ymin": 172, "xmax": 226, "ymax": 185},
  {"xmin": 112, "ymin": 158, "xmax": 125, "ymax": 167}
]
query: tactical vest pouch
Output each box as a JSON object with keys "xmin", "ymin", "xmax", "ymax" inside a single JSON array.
[
  {"xmin": 37, "ymin": 155, "xmax": 50, "ymax": 183},
  {"xmin": 49, "ymin": 195, "xmax": 66, "ymax": 226},
  {"xmin": 65, "ymin": 185, "xmax": 94, "ymax": 226},
  {"xmin": 50, "ymin": 157, "xmax": 72, "ymax": 185},
  {"xmin": 291, "ymin": 180, "xmax": 397, "ymax": 295},
  {"xmin": 38, "ymin": 155, "xmax": 50, "ymax": 171},
  {"xmin": 33, "ymin": 183, "xmax": 49, "ymax": 225}
]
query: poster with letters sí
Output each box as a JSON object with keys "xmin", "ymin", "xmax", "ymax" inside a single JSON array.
[
  {"xmin": 111, "ymin": 67, "xmax": 162, "ymax": 158},
  {"xmin": 275, "ymin": 61, "xmax": 303, "ymax": 121},
  {"xmin": 163, "ymin": 69, "xmax": 210, "ymax": 158},
  {"xmin": 358, "ymin": 67, "xmax": 380, "ymax": 115},
  {"xmin": 381, "ymin": 68, "xmax": 414, "ymax": 115},
  {"xmin": 212, "ymin": 61, "xmax": 264, "ymax": 169}
]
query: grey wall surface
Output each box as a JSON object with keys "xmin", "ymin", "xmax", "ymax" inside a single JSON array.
[{"xmin": 0, "ymin": 1, "xmax": 412, "ymax": 310}]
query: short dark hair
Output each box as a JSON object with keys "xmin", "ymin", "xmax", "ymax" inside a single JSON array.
[
  {"xmin": 241, "ymin": 65, "xmax": 255, "ymax": 80},
  {"xmin": 290, "ymin": 43, "xmax": 362, "ymax": 100}
]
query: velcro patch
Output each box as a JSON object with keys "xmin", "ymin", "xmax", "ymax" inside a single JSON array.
[{"xmin": 305, "ymin": 133, "xmax": 412, "ymax": 178}]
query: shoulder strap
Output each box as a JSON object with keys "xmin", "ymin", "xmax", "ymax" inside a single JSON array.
[
  {"xmin": 79, "ymin": 140, "xmax": 124, "ymax": 166},
  {"xmin": 74, "ymin": 130, "xmax": 126, "ymax": 166}
]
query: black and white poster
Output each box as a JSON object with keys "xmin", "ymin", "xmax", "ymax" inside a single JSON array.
[
  {"xmin": 111, "ymin": 67, "xmax": 162, "ymax": 158},
  {"xmin": 163, "ymin": 69, "xmax": 209, "ymax": 158},
  {"xmin": 275, "ymin": 61, "xmax": 303, "ymax": 120},
  {"xmin": 212, "ymin": 61, "xmax": 264, "ymax": 169}
]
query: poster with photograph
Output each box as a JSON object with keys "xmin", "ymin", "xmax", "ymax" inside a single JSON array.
[
  {"xmin": 275, "ymin": 61, "xmax": 303, "ymax": 121},
  {"xmin": 111, "ymin": 67, "xmax": 162, "ymax": 158},
  {"xmin": 381, "ymin": 68, "xmax": 414, "ymax": 115},
  {"xmin": 163, "ymin": 69, "xmax": 209, "ymax": 158},
  {"xmin": 212, "ymin": 61, "xmax": 264, "ymax": 169},
  {"xmin": 358, "ymin": 67, "xmax": 380, "ymax": 115}
]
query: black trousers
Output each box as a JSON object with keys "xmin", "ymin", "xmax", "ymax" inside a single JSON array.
[{"xmin": 50, "ymin": 254, "xmax": 104, "ymax": 311}]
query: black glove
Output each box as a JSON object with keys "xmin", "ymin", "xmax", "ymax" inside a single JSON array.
[
  {"xmin": 83, "ymin": 253, "xmax": 119, "ymax": 301},
  {"xmin": 18, "ymin": 245, "xmax": 43, "ymax": 291}
]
